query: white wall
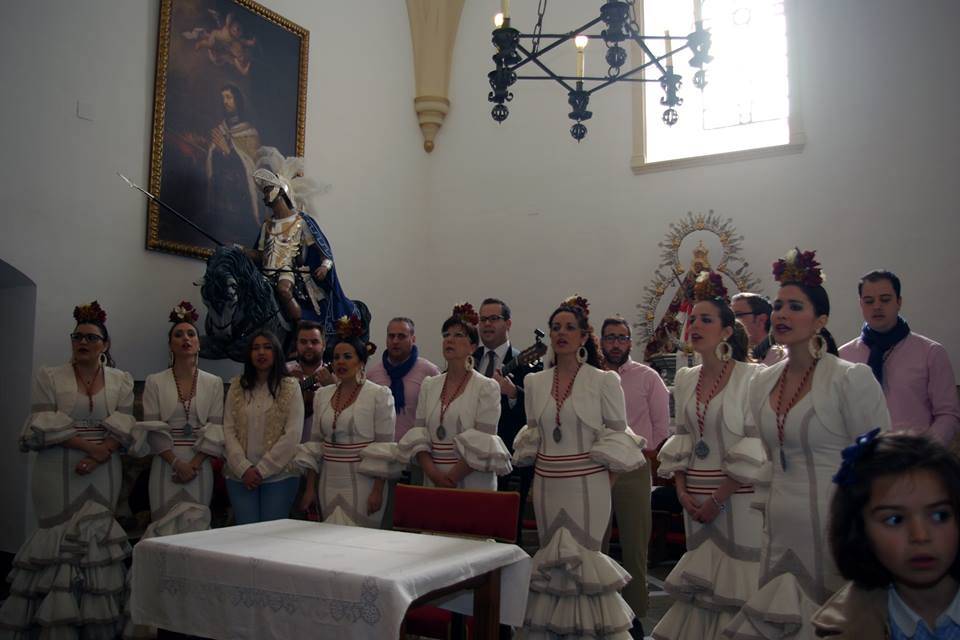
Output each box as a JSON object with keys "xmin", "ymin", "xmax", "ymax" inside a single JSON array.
[
  {"xmin": 0, "ymin": 2, "xmax": 956, "ymax": 400},
  {"xmin": 0, "ymin": 0, "xmax": 428, "ymax": 380},
  {"xmin": 412, "ymin": 0, "xmax": 960, "ymax": 368}
]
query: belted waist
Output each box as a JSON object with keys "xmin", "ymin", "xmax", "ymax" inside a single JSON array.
[
  {"xmin": 684, "ymin": 468, "xmax": 754, "ymax": 494},
  {"xmin": 534, "ymin": 451, "xmax": 606, "ymax": 479},
  {"xmin": 430, "ymin": 440, "xmax": 459, "ymax": 464},
  {"xmin": 322, "ymin": 439, "xmax": 372, "ymax": 463}
]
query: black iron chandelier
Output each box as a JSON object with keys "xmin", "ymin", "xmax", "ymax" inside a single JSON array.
[{"xmin": 488, "ymin": 1, "xmax": 712, "ymax": 141}]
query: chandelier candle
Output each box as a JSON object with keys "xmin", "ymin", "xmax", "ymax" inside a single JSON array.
[
  {"xmin": 487, "ymin": 0, "xmax": 712, "ymax": 139},
  {"xmin": 574, "ymin": 35, "xmax": 588, "ymax": 78}
]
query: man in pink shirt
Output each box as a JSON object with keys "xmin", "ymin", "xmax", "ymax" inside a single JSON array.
[
  {"xmin": 601, "ymin": 316, "xmax": 671, "ymax": 635},
  {"xmin": 365, "ymin": 317, "xmax": 440, "ymax": 442},
  {"xmin": 839, "ymin": 270, "xmax": 960, "ymax": 445}
]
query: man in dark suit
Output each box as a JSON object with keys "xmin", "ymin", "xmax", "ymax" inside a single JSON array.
[{"xmin": 474, "ymin": 298, "xmax": 538, "ymax": 542}]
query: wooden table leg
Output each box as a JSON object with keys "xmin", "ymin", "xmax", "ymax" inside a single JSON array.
[{"xmin": 472, "ymin": 568, "xmax": 501, "ymax": 640}]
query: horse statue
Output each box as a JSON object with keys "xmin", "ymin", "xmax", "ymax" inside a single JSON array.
[{"xmin": 197, "ymin": 245, "xmax": 370, "ymax": 362}]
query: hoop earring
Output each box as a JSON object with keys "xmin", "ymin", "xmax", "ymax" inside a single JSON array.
[
  {"xmin": 356, "ymin": 368, "xmax": 366, "ymax": 385},
  {"xmin": 99, "ymin": 353, "xmax": 108, "ymax": 367},
  {"xmin": 808, "ymin": 333, "xmax": 827, "ymax": 360},
  {"xmin": 465, "ymin": 354, "xmax": 475, "ymax": 371},
  {"xmin": 715, "ymin": 340, "xmax": 732, "ymax": 362},
  {"xmin": 576, "ymin": 346, "xmax": 587, "ymax": 365}
]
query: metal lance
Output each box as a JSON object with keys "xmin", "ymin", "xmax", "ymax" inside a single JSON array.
[{"xmin": 117, "ymin": 172, "xmax": 224, "ymax": 247}]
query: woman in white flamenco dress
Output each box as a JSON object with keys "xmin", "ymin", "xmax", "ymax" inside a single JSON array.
[
  {"xmin": 513, "ymin": 300, "xmax": 646, "ymax": 639},
  {"xmin": 397, "ymin": 306, "xmax": 513, "ymax": 491},
  {"xmin": 297, "ymin": 333, "xmax": 401, "ymax": 527},
  {"xmin": 652, "ymin": 296, "xmax": 767, "ymax": 639},
  {"xmin": 0, "ymin": 303, "xmax": 144, "ymax": 639},
  {"xmin": 723, "ymin": 253, "xmax": 890, "ymax": 639}
]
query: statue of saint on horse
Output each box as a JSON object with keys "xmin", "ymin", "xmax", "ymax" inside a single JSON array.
[{"xmin": 198, "ymin": 148, "xmax": 369, "ymax": 361}]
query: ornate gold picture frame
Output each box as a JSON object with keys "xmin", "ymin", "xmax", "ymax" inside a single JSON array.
[{"xmin": 147, "ymin": 0, "xmax": 308, "ymax": 259}]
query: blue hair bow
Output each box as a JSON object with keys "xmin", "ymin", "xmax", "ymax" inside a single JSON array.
[{"xmin": 832, "ymin": 428, "xmax": 882, "ymax": 487}]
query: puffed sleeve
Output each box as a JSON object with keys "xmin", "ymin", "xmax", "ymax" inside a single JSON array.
[
  {"xmin": 723, "ymin": 413, "xmax": 772, "ymax": 486},
  {"xmin": 656, "ymin": 434, "xmax": 693, "ymax": 479},
  {"xmin": 512, "ymin": 428, "xmax": 540, "ymax": 467},
  {"xmin": 512, "ymin": 375, "xmax": 541, "ymax": 467},
  {"xmin": 293, "ymin": 441, "xmax": 323, "ymax": 474},
  {"xmin": 657, "ymin": 368, "xmax": 693, "ymax": 478},
  {"xmin": 141, "ymin": 374, "xmax": 175, "ymax": 455},
  {"xmin": 453, "ymin": 377, "xmax": 512, "ymax": 475},
  {"xmin": 255, "ymin": 381, "xmax": 304, "ymax": 479},
  {"xmin": 222, "ymin": 382, "xmax": 253, "ymax": 477},
  {"xmin": 840, "ymin": 363, "xmax": 892, "ymax": 439},
  {"xmin": 194, "ymin": 377, "xmax": 226, "ymax": 457},
  {"xmin": 590, "ymin": 372, "xmax": 646, "ymax": 472},
  {"xmin": 359, "ymin": 385, "xmax": 403, "ymax": 479},
  {"xmin": 101, "ymin": 371, "xmax": 150, "ymax": 456},
  {"xmin": 396, "ymin": 379, "xmax": 433, "ymax": 464},
  {"xmin": 19, "ymin": 367, "xmax": 76, "ymax": 451}
]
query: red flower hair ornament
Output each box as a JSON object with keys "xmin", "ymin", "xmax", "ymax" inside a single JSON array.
[
  {"xmin": 73, "ymin": 301, "xmax": 107, "ymax": 325},
  {"xmin": 561, "ymin": 295, "xmax": 590, "ymax": 317},
  {"xmin": 335, "ymin": 314, "xmax": 365, "ymax": 341},
  {"xmin": 451, "ymin": 302, "xmax": 479, "ymax": 327},
  {"xmin": 773, "ymin": 247, "xmax": 824, "ymax": 287},
  {"xmin": 169, "ymin": 301, "xmax": 200, "ymax": 324},
  {"xmin": 692, "ymin": 271, "xmax": 729, "ymax": 302}
]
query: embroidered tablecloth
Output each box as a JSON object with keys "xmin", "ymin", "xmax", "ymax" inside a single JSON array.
[{"xmin": 131, "ymin": 519, "xmax": 531, "ymax": 639}]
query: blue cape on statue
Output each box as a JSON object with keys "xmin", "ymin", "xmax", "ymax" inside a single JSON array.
[{"xmin": 299, "ymin": 211, "xmax": 358, "ymax": 334}]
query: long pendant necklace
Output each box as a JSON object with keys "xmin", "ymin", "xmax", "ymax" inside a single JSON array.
[
  {"xmin": 330, "ymin": 381, "xmax": 363, "ymax": 444},
  {"xmin": 437, "ymin": 370, "xmax": 471, "ymax": 440},
  {"xmin": 174, "ymin": 366, "xmax": 199, "ymax": 438},
  {"xmin": 74, "ymin": 364, "xmax": 102, "ymax": 414},
  {"xmin": 694, "ymin": 360, "xmax": 732, "ymax": 459},
  {"xmin": 774, "ymin": 361, "xmax": 817, "ymax": 471},
  {"xmin": 551, "ymin": 364, "xmax": 581, "ymax": 443}
]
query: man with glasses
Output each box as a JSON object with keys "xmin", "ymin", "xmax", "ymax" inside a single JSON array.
[
  {"xmin": 731, "ymin": 292, "xmax": 783, "ymax": 365},
  {"xmin": 600, "ymin": 316, "xmax": 670, "ymax": 636},
  {"xmin": 474, "ymin": 298, "xmax": 538, "ymax": 541}
]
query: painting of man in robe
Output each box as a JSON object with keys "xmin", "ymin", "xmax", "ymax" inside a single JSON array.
[{"xmin": 147, "ymin": 0, "xmax": 308, "ymax": 258}]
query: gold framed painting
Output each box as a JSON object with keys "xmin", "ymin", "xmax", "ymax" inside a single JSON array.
[{"xmin": 147, "ymin": 0, "xmax": 308, "ymax": 258}]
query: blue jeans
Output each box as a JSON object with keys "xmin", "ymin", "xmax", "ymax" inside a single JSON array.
[{"xmin": 226, "ymin": 476, "xmax": 300, "ymax": 525}]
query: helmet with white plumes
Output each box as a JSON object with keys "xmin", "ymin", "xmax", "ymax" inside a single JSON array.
[{"xmin": 252, "ymin": 146, "xmax": 328, "ymax": 213}]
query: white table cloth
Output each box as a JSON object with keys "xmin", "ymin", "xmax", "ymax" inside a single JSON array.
[{"xmin": 131, "ymin": 519, "xmax": 531, "ymax": 639}]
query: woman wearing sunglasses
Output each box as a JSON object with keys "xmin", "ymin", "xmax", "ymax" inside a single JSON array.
[{"xmin": 0, "ymin": 301, "xmax": 139, "ymax": 638}]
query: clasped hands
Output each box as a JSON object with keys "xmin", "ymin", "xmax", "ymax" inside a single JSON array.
[
  {"xmin": 75, "ymin": 441, "xmax": 114, "ymax": 475},
  {"xmin": 679, "ymin": 491, "xmax": 724, "ymax": 524}
]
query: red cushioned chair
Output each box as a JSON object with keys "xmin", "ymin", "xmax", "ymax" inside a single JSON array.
[{"xmin": 393, "ymin": 485, "xmax": 520, "ymax": 640}]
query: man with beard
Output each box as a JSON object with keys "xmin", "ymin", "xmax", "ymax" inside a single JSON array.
[
  {"xmin": 601, "ymin": 315, "xmax": 670, "ymax": 637},
  {"xmin": 286, "ymin": 320, "xmax": 335, "ymax": 442},
  {"xmin": 286, "ymin": 321, "xmax": 335, "ymax": 520},
  {"xmin": 206, "ymin": 83, "xmax": 261, "ymax": 231},
  {"xmin": 839, "ymin": 270, "xmax": 960, "ymax": 444},
  {"xmin": 473, "ymin": 298, "xmax": 540, "ymax": 542}
]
